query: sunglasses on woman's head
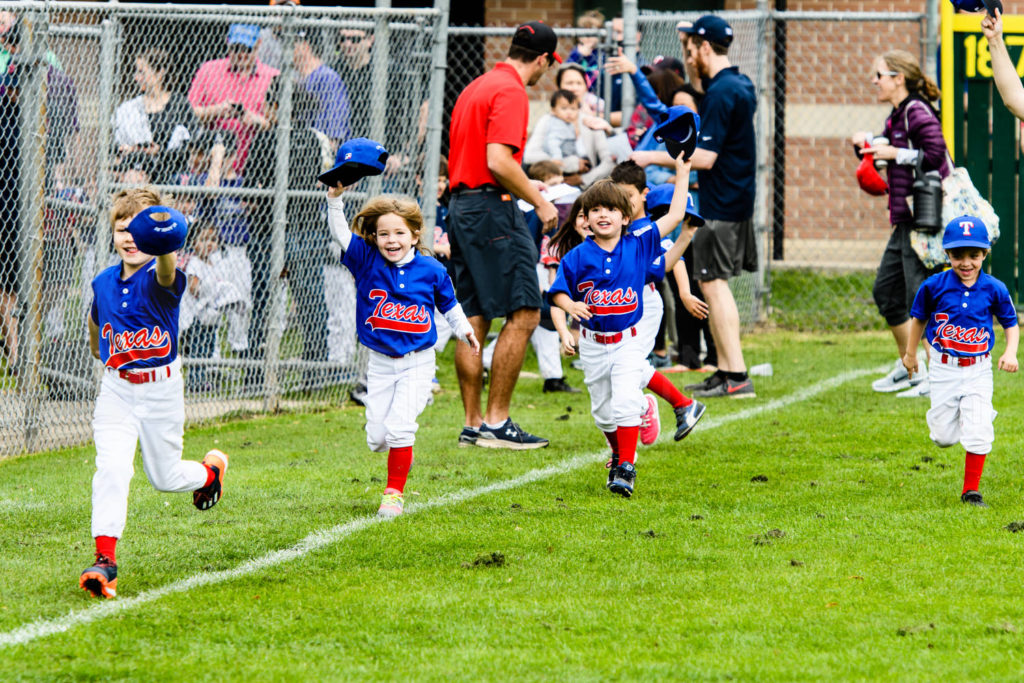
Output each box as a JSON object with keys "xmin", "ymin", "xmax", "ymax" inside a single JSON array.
[{"xmin": 875, "ymin": 70, "xmax": 899, "ymax": 79}]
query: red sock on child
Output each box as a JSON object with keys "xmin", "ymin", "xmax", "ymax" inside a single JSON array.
[
  {"xmin": 95, "ymin": 536, "xmax": 117, "ymax": 562},
  {"xmin": 647, "ymin": 371, "xmax": 691, "ymax": 408},
  {"xmin": 604, "ymin": 430, "xmax": 618, "ymax": 455},
  {"xmin": 386, "ymin": 446, "xmax": 414, "ymax": 493},
  {"xmin": 963, "ymin": 452, "xmax": 987, "ymax": 494},
  {"xmin": 616, "ymin": 426, "xmax": 640, "ymax": 466}
]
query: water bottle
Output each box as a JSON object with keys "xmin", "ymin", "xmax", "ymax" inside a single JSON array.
[
  {"xmin": 912, "ymin": 169, "xmax": 943, "ymax": 233},
  {"xmin": 872, "ymin": 136, "xmax": 889, "ymax": 169}
]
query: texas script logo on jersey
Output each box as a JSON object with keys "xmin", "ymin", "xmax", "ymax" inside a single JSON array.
[
  {"xmin": 366, "ymin": 289, "xmax": 432, "ymax": 333},
  {"xmin": 931, "ymin": 313, "xmax": 990, "ymax": 353},
  {"xmin": 101, "ymin": 323, "xmax": 172, "ymax": 368},
  {"xmin": 576, "ymin": 281, "xmax": 638, "ymax": 315}
]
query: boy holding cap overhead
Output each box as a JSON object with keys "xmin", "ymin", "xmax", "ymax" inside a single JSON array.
[
  {"xmin": 79, "ymin": 188, "xmax": 228, "ymax": 599},
  {"xmin": 902, "ymin": 215, "xmax": 1019, "ymax": 509}
]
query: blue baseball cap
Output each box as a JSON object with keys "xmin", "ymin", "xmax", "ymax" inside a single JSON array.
[
  {"xmin": 317, "ymin": 137, "xmax": 389, "ymax": 187},
  {"xmin": 645, "ymin": 185, "xmax": 704, "ymax": 227},
  {"xmin": 943, "ymin": 215, "xmax": 990, "ymax": 249},
  {"xmin": 227, "ymin": 24, "xmax": 260, "ymax": 49},
  {"xmin": 652, "ymin": 105, "xmax": 701, "ymax": 161},
  {"xmin": 678, "ymin": 15, "xmax": 734, "ymax": 48},
  {"xmin": 127, "ymin": 205, "xmax": 188, "ymax": 256},
  {"xmin": 949, "ymin": 0, "xmax": 987, "ymax": 11}
]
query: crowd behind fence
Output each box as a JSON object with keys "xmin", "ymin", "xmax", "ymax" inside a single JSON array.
[{"xmin": 0, "ymin": 3, "xmax": 934, "ymax": 455}]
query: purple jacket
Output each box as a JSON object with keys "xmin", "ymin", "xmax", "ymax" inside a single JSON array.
[{"xmin": 882, "ymin": 96, "xmax": 951, "ymax": 225}]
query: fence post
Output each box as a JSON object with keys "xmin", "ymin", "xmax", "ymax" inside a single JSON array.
[
  {"xmin": 263, "ymin": 11, "xmax": 296, "ymax": 412},
  {"xmin": 620, "ymin": 0, "xmax": 637, "ymax": 132},
  {"xmin": 16, "ymin": 8, "xmax": 49, "ymax": 451},
  {"xmin": 420, "ymin": 0, "xmax": 449, "ymax": 244},
  {"xmin": 366, "ymin": 0, "xmax": 391, "ymax": 198}
]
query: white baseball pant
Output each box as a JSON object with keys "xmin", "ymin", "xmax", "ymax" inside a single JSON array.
[
  {"xmin": 926, "ymin": 348, "xmax": 995, "ymax": 454},
  {"xmin": 364, "ymin": 347, "xmax": 435, "ymax": 452},
  {"xmin": 531, "ymin": 326, "xmax": 564, "ymax": 380},
  {"xmin": 90, "ymin": 359, "xmax": 208, "ymax": 539},
  {"xmin": 579, "ymin": 328, "xmax": 648, "ymax": 433},
  {"xmin": 636, "ymin": 282, "xmax": 663, "ymax": 386}
]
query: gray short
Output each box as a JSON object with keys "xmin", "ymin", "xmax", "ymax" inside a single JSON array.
[{"xmin": 690, "ymin": 218, "xmax": 758, "ymax": 282}]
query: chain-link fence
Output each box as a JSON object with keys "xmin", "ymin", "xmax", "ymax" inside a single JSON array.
[{"xmin": 0, "ymin": 2, "xmax": 443, "ymax": 455}]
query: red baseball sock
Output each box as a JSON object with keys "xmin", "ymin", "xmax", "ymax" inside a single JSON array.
[
  {"xmin": 95, "ymin": 536, "xmax": 117, "ymax": 563},
  {"xmin": 616, "ymin": 425, "xmax": 640, "ymax": 465},
  {"xmin": 604, "ymin": 430, "xmax": 618, "ymax": 455},
  {"xmin": 386, "ymin": 446, "xmax": 414, "ymax": 493},
  {"xmin": 202, "ymin": 465, "xmax": 216, "ymax": 488},
  {"xmin": 963, "ymin": 451, "xmax": 987, "ymax": 494},
  {"xmin": 647, "ymin": 371, "xmax": 691, "ymax": 408}
]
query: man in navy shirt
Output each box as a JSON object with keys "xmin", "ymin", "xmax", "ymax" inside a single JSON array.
[{"xmin": 679, "ymin": 16, "xmax": 759, "ymax": 399}]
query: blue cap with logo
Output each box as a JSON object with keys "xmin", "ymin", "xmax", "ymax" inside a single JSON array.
[
  {"xmin": 678, "ymin": 15, "xmax": 734, "ymax": 48},
  {"xmin": 227, "ymin": 23, "xmax": 260, "ymax": 49},
  {"xmin": 127, "ymin": 205, "xmax": 189, "ymax": 256},
  {"xmin": 645, "ymin": 185, "xmax": 704, "ymax": 227},
  {"xmin": 652, "ymin": 105, "xmax": 701, "ymax": 160},
  {"xmin": 317, "ymin": 137, "xmax": 389, "ymax": 187},
  {"xmin": 942, "ymin": 215, "xmax": 990, "ymax": 249}
]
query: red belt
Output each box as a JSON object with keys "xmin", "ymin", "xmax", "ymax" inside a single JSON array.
[
  {"xmin": 939, "ymin": 353, "xmax": 989, "ymax": 367},
  {"xmin": 117, "ymin": 366, "xmax": 172, "ymax": 384},
  {"xmin": 581, "ymin": 326, "xmax": 637, "ymax": 345}
]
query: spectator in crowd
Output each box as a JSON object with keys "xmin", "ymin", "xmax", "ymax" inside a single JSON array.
[
  {"xmin": 523, "ymin": 63, "xmax": 616, "ymax": 188},
  {"xmin": 114, "ymin": 48, "xmax": 196, "ymax": 185},
  {"xmin": 446, "ymin": 21, "xmax": 560, "ymax": 449},
  {"xmin": 678, "ymin": 15, "xmax": 758, "ymax": 399},
  {"xmin": 544, "ymin": 89, "xmax": 580, "ymax": 161},
  {"xmin": 257, "ymin": 0, "xmax": 301, "ymax": 72},
  {"xmin": 179, "ymin": 220, "xmax": 224, "ymax": 393},
  {"xmin": 187, "ymin": 23, "xmax": 279, "ymax": 174},
  {"xmin": 293, "ymin": 32, "xmax": 350, "ymax": 145},
  {"xmin": 851, "ymin": 50, "xmax": 950, "ymax": 397},
  {"xmin": 566, "ymin": 9, "xmax": 604, "ymax": 93},
  {"xmin": 0, "ymin": 11, "xmax": 79, "ymax": 372}
]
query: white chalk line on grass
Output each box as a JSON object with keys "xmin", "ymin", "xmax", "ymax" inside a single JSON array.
[{"xmin": 0, "ymin": 364, "xmax": 884, "ymax": 649}]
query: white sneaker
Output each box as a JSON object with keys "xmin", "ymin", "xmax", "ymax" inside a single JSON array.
[
  {"xmin": 896, "ymin": 378, "xmax": 929, "ymax": 398},
  {"xmin": 872, "ymin": 358, "xmax": 922, "ymax": 393}
]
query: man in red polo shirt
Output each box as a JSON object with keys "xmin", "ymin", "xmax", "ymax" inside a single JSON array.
[
  {"xmin": 448, "ymin": 21, "xmax": 561, "ymax": 450},
  {"xmin": 188, "ymin": 23, "xmax": 279, "ymax": 173}
]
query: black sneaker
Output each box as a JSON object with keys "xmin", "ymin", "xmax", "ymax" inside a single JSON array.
[
  {"xmin": 80, "ymin": 553, "xmax": 118, "ymax": 599},
  {"xmin": 673, "ymin": 400, "xmax": 707, "ymax": 441},
  {"xmin": 193, "ymin": 449, "xmax": 228, "ymax": 511},
  {"xmin": 458, "ymin": 426, "xmax": 479, "ymax": 447},
  {"xmin": 605, "ymin": 454, "xmax": 620, "ymax": 489},
  {"xmin": 476, "ymin": 418, "xmax": 549, "ymax": 450},
  {"xmin": 543, "ymin": 377, "xmax": 581, "ymax": 393},
  {"xmin": 693, "ymin": 376, "xmax": 756, "ymax": 399},
  {"xmin": 961, "ymin": 490, "xmax": 988, "ymax": 508},
  {"xmin": 685, "ymin": 372, "xmax": 724, "ymax": 392},
  {"xmin": 608, "ymin": 461, "xmax": 636, "ymax": 498},
  {"xmin": 349, "ymin": 382, "xmax": 368, "ymax": 406}
]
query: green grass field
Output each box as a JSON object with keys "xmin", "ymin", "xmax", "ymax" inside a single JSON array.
[{"xmin": 3, "ymin": 330, "xmax": 1024, "ymax": 681}]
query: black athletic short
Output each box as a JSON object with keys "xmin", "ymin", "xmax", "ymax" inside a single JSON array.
[
  {"xmin": 690, "ymin": 218, "xmax": 757, "ymax": 282},
  {"xmin": 447, "ymin": 187, "xmax": 542, "ymax": 320}
]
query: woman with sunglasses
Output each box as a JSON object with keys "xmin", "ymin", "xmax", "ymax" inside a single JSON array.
[{"xmin": 851, "ymin": 50, "xmax": 951, "ymax": 398}]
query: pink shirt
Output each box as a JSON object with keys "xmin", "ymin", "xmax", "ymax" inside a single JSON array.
[{"xmin": 187, "ymin": 58, "xmax": 280, "ymax": 172}]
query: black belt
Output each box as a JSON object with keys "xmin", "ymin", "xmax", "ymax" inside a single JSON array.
[{"xmin": 452, "ymin": 185, "xmax": 501, "ymax": 195}]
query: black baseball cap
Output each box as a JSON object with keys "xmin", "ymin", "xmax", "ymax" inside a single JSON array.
[
  {"xmin": 512, "ymin": 21, "xmax": 562, "ymax": 63},
  {"xmin": 679, "ymin": 15, "xmax": 734, "ymax": 48}
]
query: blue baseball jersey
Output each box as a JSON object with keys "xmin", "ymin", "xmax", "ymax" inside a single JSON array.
[
  {"xmin": 910, "ymin": 269, "xmax": 1017, "ymax": 357},
  {"xmin": 630, "ymin": 215, "xmax": 667, "ymax": 284},
  {"xmin": 548, "ymin": 223, "xmax": 661, "ymax": 333},
  {"xmin": 342, "ymin": 237, "xmax": 458, "ymax": 357},
  {"xmin": 90, "ymin": 261, "xmax": 187, "ymax": 370}
]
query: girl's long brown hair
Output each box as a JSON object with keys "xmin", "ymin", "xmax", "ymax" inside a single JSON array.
[{"xmin": 352, "ymin": 195, "xmax": 425, "ymax": 249}]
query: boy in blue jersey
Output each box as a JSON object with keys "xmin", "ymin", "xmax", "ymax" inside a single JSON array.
[
  {"xmin": 80, "ymin": 188, "xmax": 228, "ymax": 599},
  {"xmin": 903, "ymin": 215, "xmax": 1019, "ymax": 508}
]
